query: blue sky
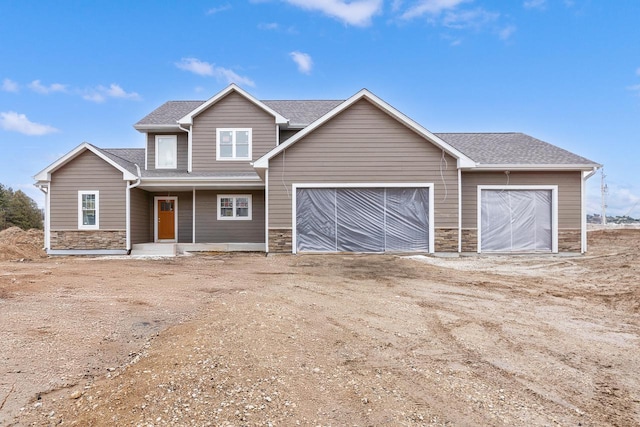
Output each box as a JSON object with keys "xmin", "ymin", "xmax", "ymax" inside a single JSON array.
[{"xmin": 1, "ymin": 0, "xmax": 639, "ymax": 216}]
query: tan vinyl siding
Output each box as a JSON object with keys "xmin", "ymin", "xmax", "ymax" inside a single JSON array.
[
  {"xmin": 191, "ymin": 92, "xmax": 276, "ymax": 172},
  {"xmin": 146, "ymin": 132, "xmax": 188, "ymax": 171},
  {"xmin": 50, "ymin": 150, "xmax": 126, "ymax": 229},
  {"xmin": 130, "ymin": 188, "xmax": 151, "ymax": 244},
  {"xmin": 194, "ymin": 190, "xmax": 265, "ymax": 243},
  {"xmin": 268, "ymin": 99, "xmax": 458, "ymax": 228},
  {"xmin": 461, "ymin": 171, "xmax": 582, "ymax": 229}
]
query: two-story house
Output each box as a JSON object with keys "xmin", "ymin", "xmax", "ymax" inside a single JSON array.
[{"xmin": 34, "ymin": 84, "xmax": 600, "ymax": 255}]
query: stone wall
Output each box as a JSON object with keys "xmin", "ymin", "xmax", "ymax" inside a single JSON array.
[
  {"xmin": 268, "ymin": 228, "xmax": 292, "ymax": 253},
  {"xmin": 51, "ymin": 230, "xmax": 126, "ymax": 250},
  {"xmin": 558, "ymin": 229, "xmax": 581, "ymax": 252},
  {"xmin": 461, "ymin": 228, "xmax": 478, "ymax": 252},
  {"xmin": 434, "ymin": 228, "xmax": 458, "ymax": 252}
]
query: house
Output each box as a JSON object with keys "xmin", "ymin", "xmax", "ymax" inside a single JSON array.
[{"xmin": 34, "ymin": 84, "xmax": 600, "ymax": 255}]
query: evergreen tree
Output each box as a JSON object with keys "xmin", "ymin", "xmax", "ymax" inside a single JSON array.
[{"xmin": 0, "ymin": 184, "xmax": 43, "ymax": 231}]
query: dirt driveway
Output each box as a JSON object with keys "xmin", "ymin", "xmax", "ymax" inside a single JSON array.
[{"xmin": 1, "ymin": 229, "xmax": 639, "ymax": 426}]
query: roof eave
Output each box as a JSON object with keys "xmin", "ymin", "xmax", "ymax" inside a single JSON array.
[
  {"xmin": 133, "ymin": 124, "xmax": 183, "ymax": 132},
  {"xmin": 467, "ymin": 163, "xmax": 602, "ymax": 171}
]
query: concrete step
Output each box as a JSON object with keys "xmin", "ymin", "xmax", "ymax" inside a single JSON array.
[{"xmin": 131, "ymin": 243, "xmax": 177, "ymax": 257}]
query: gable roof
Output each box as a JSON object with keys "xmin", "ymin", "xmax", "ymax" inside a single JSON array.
[
  {"xmin": 177, "ymin": 84, "xmax": 288, "ymax": 127},
  {"xmin": 262, "ymin": 100, "xmax": 344, "ymax": 128},
  {"xmin": 34, "ymin": 142, "xmax": 139, "ymax": 182},
  {"xmin": 253, "ymin": 89, "xmax": 477, "ymax": 169},
  {"xmin": 436, "ymin": 133, "xmax": 600, "ymax": 168},
  {"xmin": 134, "ymin": 101, "xmax": 204, "ymax": 130}
]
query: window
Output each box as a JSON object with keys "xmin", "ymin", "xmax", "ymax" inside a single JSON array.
[
  {"xmin": 216, "ymin": 128, "xmax": 252, "ymax": 160},
  {"xmin": 217, "ymin": 194, "xmax": 252, "ymax": 220},
  {"xmin": 78, "ymin": 191, "xmax": 99, "ymax": 230},
  {"xmin": 155, "ymin": 135, "xmax": 177, "ymax": 169}
]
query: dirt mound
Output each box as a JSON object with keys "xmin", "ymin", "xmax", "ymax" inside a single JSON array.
[{"xmin": 0, "ymin": 227, "xmax": 46, "ymax": 260}]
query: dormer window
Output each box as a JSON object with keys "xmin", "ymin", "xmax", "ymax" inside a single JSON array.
[
  {"xmin": 156, "ymin": 135, "xmax": 177, "ymax": 169},
  {"xmin": 217, "ymin": 128, "xmax": 252, "ymax": 161}
]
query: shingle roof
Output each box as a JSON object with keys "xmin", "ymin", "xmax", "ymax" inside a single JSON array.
[
  {"xmin": 435, "ymin": 133, "xmax": 598, "ymax": 166},
  {"xmin": 135, "ymin": 101, "xmax": 205, "ymax": 127},
  {"xmin": 135, "ymin": 99, "xmax": 344, "ymax": 128},
  {"xmin": 97, "ymin": 147, "xmax": 144, "ymax": 174},
  {"xmin": 263, "ymin": 100, "xmax": 344, "ymax": 127}
]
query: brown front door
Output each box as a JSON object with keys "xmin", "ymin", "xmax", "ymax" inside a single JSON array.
[{"xmin": 157, "ymin": 199, "xmax": 175, "ymax": 240}]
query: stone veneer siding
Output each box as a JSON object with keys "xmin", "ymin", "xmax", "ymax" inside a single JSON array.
[
  {"xmin": 558, "ymin": 229, "xmax": 581, "ymax": 252},
  {"xmin": 434, "ymin": 228, "xmax": 458, "ymax": 252},
  {"xmin": 268, "ymin": 228, "xmax": 292, "ymax": 253},
  {"xmin": 461, "ymin": 229, "xmax": 478, "ymax": 252},
  {"xmin": 51, "ymin": 230, "xmax": 126, "ymax": 250}
]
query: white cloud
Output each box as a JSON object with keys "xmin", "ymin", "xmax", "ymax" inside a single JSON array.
[
  {"xmin": 290, "ymin": 51, "xmax": 313, "ymax": 74},
  {"xmin": 2, "ymin": 78, "xmax": 19, "ymax": 93},
  {"xmin": 258, "ymin": 22, "xmax": 279, "ymax": 30},
  {"xmin": 627, "ymin": 84, "xmax": 640, "ymax": 96},
  {"xmin": 28, "ymin": 80, "xmax": 67, "ymax": 94},
  {"xmin": 499, "ymin": 24, "xmax": 517, "ymax": 40},
  {"xmin": 82, "ymin": 84, "xmax": 140, "ymax": 103},
  {"xmin": 523, "ymin": 0, "xmax": 546, "ymax": 9},
  {"xmin": 175, "ymin": 57, "xmax": 255, "ymax": 87},
  {"xmin": 176, "ymin": 57, "xmax": 215, "ymax": 76},
  {"xmin": 283, "ymin": 0, "xmax": 383, "ymax": 27},
  {"xmin": 401, "ymin": 0, "xmax": 469, "ymax": 20},
  {"xmin": 206, "ymin": 4, "xmax": 231, "ymax": 15},
  {"xmin": 442, "ymin": 8, "xmax": 499, "ymax": 29},
  {"xmin": 0, "ymin": 111, "xmax": 59, "ymax": 136}
]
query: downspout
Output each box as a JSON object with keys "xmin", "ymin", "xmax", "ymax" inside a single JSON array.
[
  {"xmin": 581, "ymin": 166, "xmax": 600, "ymax": 254},
  {"xmin": 458, "ymin": 168, "xmax": 462, "ymax": 253},
  {"xmin": 126, "ymin": 164, "xmax": 142, "ymax": 254},
  {"xmin": 36, "ymin": 184, "xmax": 50, "ymax": 251},
  {"xmin": 179, "ymin": 124, "xmax": 192, "ymax": 173}
]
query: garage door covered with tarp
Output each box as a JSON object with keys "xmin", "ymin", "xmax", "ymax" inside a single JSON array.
[
  {"xmin": 480, "ymin": 189, "xmax": 553, "ymax": 253},
  {"xmin": 296, "ymin": 187, "xmax": 430, "ymax": 253}
]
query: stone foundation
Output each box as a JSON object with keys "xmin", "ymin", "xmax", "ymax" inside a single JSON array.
[
  {"xmin": 558, "ymin": 229, "xmax": 581, "ymax": 252},
  {"xmin": 461, "ymin": 228, "xmax": 478, "ymax": 252},
  {"xmin": 434, "ymin": 228, "xmax": 458, "ymax": 252},
  {"xmin": 51, "ymin": 230, "xmax": 126, "ymax": 250},
  {"xmin": 268, "ymin": 228, "xmax": 292, "ymax": 253}
]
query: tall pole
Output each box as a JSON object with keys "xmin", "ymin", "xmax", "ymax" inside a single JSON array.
[{"xmin": 601, "ymin": 168, "xmax": 608, "ymax": 225}]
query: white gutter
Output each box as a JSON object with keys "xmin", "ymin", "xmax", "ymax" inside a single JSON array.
[
  {"xmin": 125, "ymin": 164, "xmax": 142, "ymax": 252},
  {"xmin": 581, "ymin": 166, "xmax": 600, "ymax": 253},
  {"xmin": 458, "ymin": 168, "xmax": 462, "ymax": 253},
  {"xmin": 35, "ymin": 183, "xmax": 50, "ymax": 250},
  {"xmin": 178, "ymin": 124, "xmax": 192, "ymax": 172}
]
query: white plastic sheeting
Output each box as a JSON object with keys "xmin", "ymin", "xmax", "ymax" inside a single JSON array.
[
  {"xmin": 480, "ymin": 189, "xmax": 552, "ymax": 252},
  {"xmin": 296, "ymin": 187, "xmax": 430, "ymax": 253}
]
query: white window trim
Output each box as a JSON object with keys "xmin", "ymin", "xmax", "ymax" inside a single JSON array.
[
  {"xmin": 155, "ymin": 135, "xmax": 178, "ymax": 169},
  {"xmin": 476, "ymin": 185, "xmax": 558, "ymax": 254},
  {"xmin": 216, "ymin": 128, "xmax": 252, "ymax": 161},
  {"xmin": 217, "ymin": 194, "xmax": 253, "ymax": 221},
  {"xmin": 291, "ymin": 183, "xmax": 434, "ymax": 255},
  {"xmin": 78, "ymin": 191, "xmax": 99, "ymax": 230}
]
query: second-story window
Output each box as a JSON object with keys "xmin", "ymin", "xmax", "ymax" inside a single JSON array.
[
  {"xmin": 217, "ymin": 128, "xmax": 252, "ymax": 161},
  {"xmin": 156, "ymin": 135, "xmax": 177, "ymax": 169}
]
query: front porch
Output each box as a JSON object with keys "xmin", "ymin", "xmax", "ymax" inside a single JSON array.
[{"xmin": 130, "ymin": 242, "xmax": 266, "ymax": 256}]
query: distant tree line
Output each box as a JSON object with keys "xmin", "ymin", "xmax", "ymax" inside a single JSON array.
[{"xmin": 0, "ymin": 183, "xmax": 43, "ymax": 231}]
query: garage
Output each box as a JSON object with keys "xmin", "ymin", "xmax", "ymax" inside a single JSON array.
[
  {"xmin": 479, "ymin": 186, "xmax": 557, "ymax": 253},
  {"xmin": 294, "ymin": 185, "xmax": 432, "ymax": 253}
]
